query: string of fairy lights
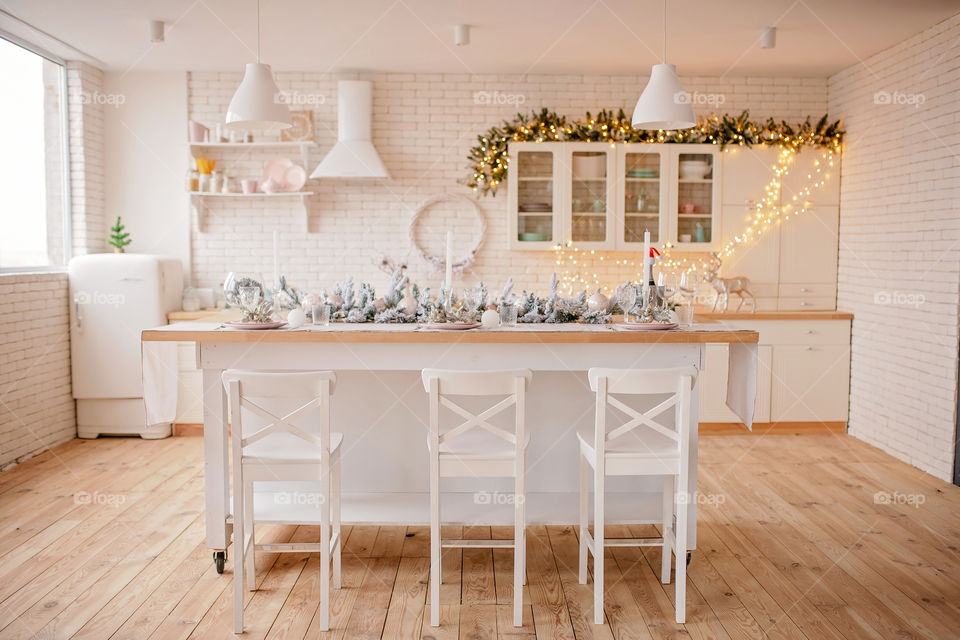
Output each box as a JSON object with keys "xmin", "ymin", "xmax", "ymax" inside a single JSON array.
[
  {"xmin": 552, "ymin": 143, "xmax": 840, "ymax": 295},
  {"xmin": 466, "ymin": 108, "xmax": 843, "ymax": 295}
]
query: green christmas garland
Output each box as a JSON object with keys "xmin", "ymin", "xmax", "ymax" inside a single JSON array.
[{"xmin": 466, "ymin": 109, "xmax": 844, "ymax": 196}]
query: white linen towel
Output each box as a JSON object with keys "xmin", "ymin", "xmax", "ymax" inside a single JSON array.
[
  {"xmin": 726, "ymin": 342, "xmax": 758, "ymax": 429},
  {"xmin": 141, "ymin": 341, "xmax": 179, "ymax": 425}
]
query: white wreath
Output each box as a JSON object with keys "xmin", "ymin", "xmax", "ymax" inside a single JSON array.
[{"xmin": 409, "ymin": 193, "xmax": 486, "ymax": 273}]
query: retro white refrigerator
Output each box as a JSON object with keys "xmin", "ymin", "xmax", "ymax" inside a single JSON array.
[{"xmin": 69, "ymin": 254, "xmax": 183, "ymax": 438}]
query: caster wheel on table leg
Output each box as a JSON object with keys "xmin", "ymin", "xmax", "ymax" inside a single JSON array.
[{"xmin": 213, "ymin": 551, "xmax": 226, "ymax": 574}]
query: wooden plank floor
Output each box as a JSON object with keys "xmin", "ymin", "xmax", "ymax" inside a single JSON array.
[{"xmin": 1, "ymin": 433, "xmax": 959, "ymax": 639}]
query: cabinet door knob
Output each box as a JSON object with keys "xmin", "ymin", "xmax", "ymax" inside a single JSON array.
[
  {"xmin": 800, "ymin": 287, "xmax": 810, "ymax": 293},
  {"xmin": 804, "ymin": 346, "xmax": 814, "ymax": 351},
  {"xmin": 799, "ymin": 301, "xmax": 809, "ymax": 306},
  {"xmin": 805, "ymin": 330, "xmax": 815, "ymax": 334}
]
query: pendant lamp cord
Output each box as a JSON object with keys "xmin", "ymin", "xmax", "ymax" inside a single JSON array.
[
  {"xmin": 662, "ymin": 0, "xmax": 667, "ymax": 63},
  {"xmin": 256, "ymin": 0, "xmax": 261, "ymax": 62}
]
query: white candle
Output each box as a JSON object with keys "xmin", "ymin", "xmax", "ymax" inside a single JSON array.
[
  {"xmin": 273, "ymin": 230, "xmax": 280, "ymax": 289},
  {"xmin": 444, "ymin": 231, "xmax": 453, "ymax": 292},
  {"xmin": 643, "ymin": 230, "xmax": 650, "ymax": 262}
]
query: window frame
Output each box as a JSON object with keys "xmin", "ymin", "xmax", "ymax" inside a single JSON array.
[{"xmin": 0, "ymin": 31, "xmax": 72, "ymax": 274}]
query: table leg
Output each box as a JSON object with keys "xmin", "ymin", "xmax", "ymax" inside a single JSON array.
[{"xmin": 203, "ymin": 367, "xmax": 229, "ymax": 556}]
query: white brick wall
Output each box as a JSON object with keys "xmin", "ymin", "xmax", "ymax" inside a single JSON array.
[
  {"xmin": 67, "ymin": 61, "xmax": 106, "ymax": 256},
  {"xmin": 0, "ymin": 273, "xmax": 75, "ymax": 469},
  {"xmin": 829, "ymin": 13, "xmax": 960, "ymax": 480},
  {"xmin": 186, "ymin": 72, "xmax": 827, "ymax": 293}
]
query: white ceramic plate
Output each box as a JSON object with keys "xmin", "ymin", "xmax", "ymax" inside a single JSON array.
[
  {"xmin": 283, "ymin": 164, "xmax": 307, "ymax": 191},
  {"xmin": 617, "ymin": 322, "xmax": 678, "ymax": 331},
  {"xmin": 226, "ymin": 320, "xmax": 287, "ymax": 330},
  {"xmin": 422, "ymin": 322, "xmax": 481, "ymax": 330},
  {"xmin": 263, "ymin": 157, "xmax": 294, "ymax": 185}
]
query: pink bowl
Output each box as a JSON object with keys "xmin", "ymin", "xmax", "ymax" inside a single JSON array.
[
  {"xmin": 241, "ymin": 179, "xmax": 258, "ymax": 194},
  {"xmin": 680, "ymin": 203, "xmax": 696, "ymax": 214}
]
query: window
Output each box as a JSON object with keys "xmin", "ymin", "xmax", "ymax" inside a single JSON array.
[{"xmin": 0, "ymin": 35, "xmax": 69, "ymax": 270}]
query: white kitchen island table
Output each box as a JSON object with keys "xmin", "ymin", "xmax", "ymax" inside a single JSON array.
[{"xmin": 142, "ymin": 322, "xmax": 758, "ymax": 573}]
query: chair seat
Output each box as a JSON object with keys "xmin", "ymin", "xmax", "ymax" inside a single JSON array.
[
  {"xmin": 428, "ymin": 429, "xmax": 529, "ymax": 459},
  {"xmin": 577, "ymin": 429, "xmax": 678, "ymax": 459},
  {"xmin": 243, "ymin": 432, "xmax": 343, "ymax": 463}
]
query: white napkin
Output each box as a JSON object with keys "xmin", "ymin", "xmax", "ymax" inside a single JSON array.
[
  {"xmin": 726, "ymin": 342, "xmax": 758, "ymax": 429},
  {"xmin": 141, "ymin": 341, "xmax": 178, "ymax": 425}
]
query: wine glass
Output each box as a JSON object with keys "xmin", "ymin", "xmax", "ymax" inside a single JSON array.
[
  {"xmin": 678, "ymin": 271, "xmax": 700, "ymax": 325},
  {"xmin": 618, "ymin": 283, "xmax": 638, "ymax": 322},
  {"xmin": 679, "ymin": 271, "xmax": 700, "ymax": 302},
  {"xmin": 238, "ymin": 286, "xmax": 262, "ymax": 310},
  {"xmin": 657, "ymin": 271, "xmax": 678, "ymax": 303}
]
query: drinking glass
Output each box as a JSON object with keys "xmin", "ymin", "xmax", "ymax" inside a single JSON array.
[
  {"xmin": 311, "ymin": 303, "xmax": 331, "ymax": 326},
  {"xmin": 617, "ymin": 284, "xmax": 637, "ymax": 321},
  {"xmin": 238, "ymin": 286, "xmax": 261, "ymax": 310},
  {"xmin": 679, "ymin": 271, "xmax": 700, "ymax": 302},
  {"xmin": 463, "ymin": 288, "xmax": 482, "ymax": 317},
  {"xmin": 657, "ymin": 271, "xmax": 678, "ymax": 303},
  {"xmin": 499, "ymin": 304, "xmax": 518, "ymax": 326},
  {"xmin": 676, "ymin": 304, "xmax": 694, "ymax": 325}
]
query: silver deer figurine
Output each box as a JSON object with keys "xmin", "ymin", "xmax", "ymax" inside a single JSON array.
[{"xmin": 704, "ymin": 252, "xmax": 756, "ymax": 313}]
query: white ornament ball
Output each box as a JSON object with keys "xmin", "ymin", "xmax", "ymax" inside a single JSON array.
[
  {"xmin": 587, "ymin": 291, "xmax": 609, "ymax": 312},
  {"xmin": 286, "ymin": 308, "xmax": 307, "ymax": 328},
  {"xmin": 481, "ymin": 308, "xmax": 500, "ymax": 328},
  {"xmin": 400, "ymin": 295, "xmax": 418, "ymax": 315}
]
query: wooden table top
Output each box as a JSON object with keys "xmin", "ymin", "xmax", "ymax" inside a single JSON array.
[{"xmin": 143, "ymin": 322, "xmax": 759, "ymax": 344}]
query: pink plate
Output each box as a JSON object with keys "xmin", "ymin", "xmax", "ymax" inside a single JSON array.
[
  {"xmin": 263, "ymin": 157, "xmax": 294, "ymax": 185},
  {"xmin": 227, "ymin": 320, "xmax": 287, "ymax": 330},
  {"xmin": 617, "ymin": 322, "xmax": 678, "ymax": 331},
  {"xmin": 422, "ymin": 322, "xmax": 481, "ymax": 330},
  {"xmin": 282, "ymin": 164, "xmax": 307, "ymax": 191}
]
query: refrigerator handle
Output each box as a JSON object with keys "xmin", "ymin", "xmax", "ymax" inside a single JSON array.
[{"xmin": 74, "ymin": 297, "xmax": 82, "ymax": 332}]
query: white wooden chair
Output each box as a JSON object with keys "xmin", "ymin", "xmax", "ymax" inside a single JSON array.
[
  {"xmin": 422, "ymin": 368, "xmax": 533, "ymax": 628},
  {"xmin": 578, "ymin": 366, "xmax": 697, "ymax": 625},
  {"xmin": 222, "ymin": 370, "xmax": 342, "ymax": 634}
]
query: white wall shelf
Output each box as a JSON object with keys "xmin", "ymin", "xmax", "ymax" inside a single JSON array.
[
  {"xmin": 189, "ymin": 192, "xmax": 314, "ymax": 232},
  {"xmin": 189, "ymin": 140, "xmax": 316, "ymax": 168}
]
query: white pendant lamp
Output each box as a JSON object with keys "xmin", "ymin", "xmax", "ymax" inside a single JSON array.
[
  {"xmin": 631, "ymin": 0, "xmax": 695, "ymax": 131},
  {"xmin": 225, "ymin": 0, "xmax": 291, "ymax": 130}
]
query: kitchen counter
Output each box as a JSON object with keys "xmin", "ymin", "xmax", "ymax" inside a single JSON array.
[
  {"xmin": 694, "ymin": 310, "xmax": 853, "ymax": 320},
  {"xmin": 142, "ymin": 320, "xmax": 758, "ymax": 560}
]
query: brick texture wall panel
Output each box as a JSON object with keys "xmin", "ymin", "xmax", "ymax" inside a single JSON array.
[
  {"xmin": 0, "ymin": 273, "xmax": 76, "ymax": 469},
  {"xmin": 828, "ymin": 13, "xmax": 960, "ymax": 481},
  {"xmin": 186, "ymin": 72, "xmax": 827, "ymax": 294}
]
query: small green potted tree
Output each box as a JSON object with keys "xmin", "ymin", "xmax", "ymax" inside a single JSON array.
[{"xmin": 108, "ymin": 216, "xmax": 131, "ymax": 253}]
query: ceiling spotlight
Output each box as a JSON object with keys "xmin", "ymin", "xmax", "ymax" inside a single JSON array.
[
  {"xmin": 761, "ymin": 26, "xmax": 776, "ymax": 49},
  {"xmin": 149, "ymin": 20, "xmax": 165, "ymax": 43},
  {"xmin": 454, "ymin": 24, "xmax": 470, "ymax": 47}
]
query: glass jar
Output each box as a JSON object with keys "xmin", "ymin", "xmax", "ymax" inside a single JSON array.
[{"xmin": 186, "ymin": 169, "xmax": 199, "ymax": 192}]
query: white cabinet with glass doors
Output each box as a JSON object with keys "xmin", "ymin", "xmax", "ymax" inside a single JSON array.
[{"xmin": 508, "ymin": 142, "xmax": 721, "ymax": 251}]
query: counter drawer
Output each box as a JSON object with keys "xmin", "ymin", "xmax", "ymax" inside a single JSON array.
[
  {"xmin": 778, "ymin": 283, "xmax": 836, "ymax": 298},
  {"xmin": 749, "ymin": 320, "xmax": 850, "ymax": 345},
  {"xmin": 778, "ymin": 297, "xmax": 836, "ymax": 311}
]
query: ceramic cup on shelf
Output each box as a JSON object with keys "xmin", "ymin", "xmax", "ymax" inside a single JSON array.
[
  {"xmin": 241, "ymin": 179, "xmax": 258, "ymax": 194},
  {"xmin": 189, "ymin": 121, "xmax": 209, "ymax": 143},
  {"xmin": 679, "ymin": 233, "xmax": 692, "ymax": 243}
]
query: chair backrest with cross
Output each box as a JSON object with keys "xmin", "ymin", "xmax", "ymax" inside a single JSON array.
[
  {"xmin": 421, "ymin": 368, "xmax": 532, "ymax": 477},
  {"xmin": 224, "ymin": 371, "xmax": 337, "ymax": 461},
  {"xmin": 587, "ymin": 366, "xmax": 697, "ymax": 468}
]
